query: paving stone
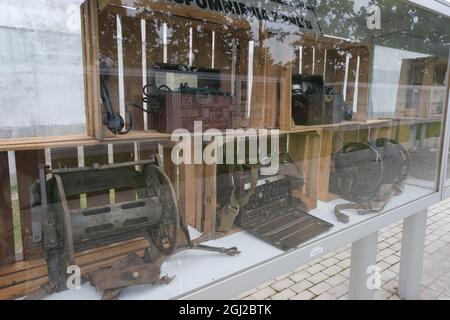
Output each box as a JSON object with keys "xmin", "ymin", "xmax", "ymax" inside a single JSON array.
[
  {"xmin": 377, "ymin": 261, "xmax": 391, "ymax": 271},
  {"xmin": 323, "ymin": 265, "xmax": 343, "ymax": 277},
  {"xmin": 379, "ymin": 248, "xmax": 395, "ymax": 258},
  {"xmin": 328, "ymin": 283, "xmax": 349, "ymax": 298},
  {"xmin": 309, "ymin": 282, "xmax": 332, "ymax": 296},
  {"xmin": 274, "ymin": 271, "xmax": 293, "ymax": 281},
  {"xmin": 271, "ymin": 278, "xmax": 295, "ymax": 292},
  {"xmin": 334, "ymin": 251, "xmax": 350, "ymax": 261},
  {"xmin": 314, "ymin": 292, "xmax": 335, "ymax": 300},
  {"xmin": 236, "ymin": 204, "xmax": 450, "ymax": 301},
  {"xmin": 251, "ymin": 287, "xmax": 276, "ymax": 300},
  {"xmin": 390, "ymin": 242, "xmax": 402, "ymax": 251},
  {"xmin": 340, "ymin": 268, "xmax": 350, "ymax": 278},
  {"xmin": 289, "ymin": 270, "xmax": 311, "ymax": 282},
  {"xmin": 384, "ymin": 237, "xmax": 398, "ymax": 245},
  {"xmin": 325, "ymin": 274, "xmax": 347, "ymax": 287},
  {"xmin": 384, "ymin": 255, "xmax": 400, "ymax": 265},
  {"xmin": 337, "ymin": 259, "xmax": 351, "ymax": 269},
  {"xmin": 270, "ymin": 288, "xmax": 296, "ymax": 300},
  {"xmin": 374, "ymin": 289, "xmax": 393, "ymax": 300},
  {"xmin": 308, "ymin": 272, "xmax": 329, "ymax": 284},
  {"xmin": 290, "ymin": 291, "xmax": 315, "ymax": 300},
  {"xmin": 321, "ymin": 257, "xmax": 339, "ymax": 268},
  {"xmin": 236, "ymin": 288, "xmax": 258, "ymax": 299},
  {"xmin": 305, "ymin": 264, "xmax": 326, "ymax": 274},
  {"xmin": 425, "ymin": 245, "xmax": 440, "ymax": 254},
  {"xmin": 378, "ymin": 241, "xmax": 390, "ymax": 250},
  {"xmin": 257, "ymin": 280, "xmax": 276, "ymax": 290},
  {"xmin": 427, "ymin": 280, "xmax": 447, "ymax": 294},
  {"xmin": 388, "ymin": 263, "xmax": 400, "ymax": 274},
  {"xmin": 381, "ymin": 269, "xmax": 397, "ymax": 282},
  {"xmin": 292, "ymin": 264, "xmax": 307, "ymax": 273},
  {"xmin": 382, "ymin": 279, "xmax": 398, "ymax": 294},
  {"xmin": 421, "ymin": 287, "xmax": 441, "ymax": 299},
  {"xmin": 290, "ymin": 280, "xmax": 314, "ymax": 293}
]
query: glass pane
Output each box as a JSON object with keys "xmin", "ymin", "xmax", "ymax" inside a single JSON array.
[{"xmin": 0, "ymin": 0, "xmax": 449, "ymax": 300}]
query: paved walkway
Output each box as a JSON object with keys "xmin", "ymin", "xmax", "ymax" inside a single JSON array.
[{"xmin": 237, "ymin": 199, "xmax": 450, "ymax": 300}]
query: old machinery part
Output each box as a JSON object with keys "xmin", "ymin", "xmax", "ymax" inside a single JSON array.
[{"xmin": 329, "ymin": 139, "xmax": 410, "ymax": 223}]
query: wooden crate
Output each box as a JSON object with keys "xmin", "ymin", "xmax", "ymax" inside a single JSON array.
[
  {"xmin": 280, "ymin": 37, "xmax": 372, "ymax": 131},
  {"xmin": 0, "ymin": 141, "xmax": 187, "ymax": 299},
  {"xmin": 82, "ymin": 0, "xmax": 296, "ymax": 140},
  {"xmin": 396, "ymin": 56, "xmax": 448, "ymax": 118}
]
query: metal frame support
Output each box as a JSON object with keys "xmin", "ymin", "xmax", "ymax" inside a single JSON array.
[
  {"xmin": 398, "ymin": 209, "xmax": 428, "ymax": 300},
  {"xmin": 349, "ymin": 232, "xmax": 379, "ymax": 300}
]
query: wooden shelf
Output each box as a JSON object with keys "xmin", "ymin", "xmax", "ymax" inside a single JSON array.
[
  {"xmin": 288, "ymin": 119, "xmax": 393, "ymax": 133},
  {"xmin": 0, "ymin": 238, "xmax": 150, "ymax": 300}
]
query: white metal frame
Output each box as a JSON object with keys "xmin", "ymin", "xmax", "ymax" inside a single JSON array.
[{"xmin": 173, "ymin": 0, "xmax": 450, "ymax": 300}]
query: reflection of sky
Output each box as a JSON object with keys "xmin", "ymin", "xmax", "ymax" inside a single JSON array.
[{"xmin": 371, "ymin": 45, "xmax": 429, "ymax": 116}]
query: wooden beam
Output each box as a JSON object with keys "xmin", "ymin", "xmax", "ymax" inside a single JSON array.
[
  {"xmin": 15, "ymin": 150, "xmax": 45, "ymax": 260},
  {"xmin": 0, "ymin": 152, "xmax": 15, "ymax": 267}
]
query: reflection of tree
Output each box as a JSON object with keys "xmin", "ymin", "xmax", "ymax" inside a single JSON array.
[{"xmin": 315, "ymin": 0, "xmax": 450, "ymax": 57}]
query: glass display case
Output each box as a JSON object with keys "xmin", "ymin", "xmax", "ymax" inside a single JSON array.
[{"xmin": 0, "ymin": 0, "xmax": 449, "ymax": 300}]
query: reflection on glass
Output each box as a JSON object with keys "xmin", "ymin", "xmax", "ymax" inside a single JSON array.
[{"xmin": 0, "ymin": 0, "xmax": 449, "ymax": 301}]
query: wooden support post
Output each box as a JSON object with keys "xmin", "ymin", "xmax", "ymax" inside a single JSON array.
[
  {"xmin": 15, "ymin": 150, "xmax": 45, "ymax": 259},
  {"xmin": 83, "ymin": 145, "xmax": 110, "ymax": 207},
  {"xmin": 0, "ymin": 152, "xmax": 15, "ymax": 267},
  {"xmin": 51, "ymin": 147, "xmax": 81, "ymax": 210},
  {"xmin": 203, "ymin": 164, "xmax": 217, "ymax": 237},
  {"xmin": 318, "ymin": 130, "xmax": 334, "ymax": 202},
  {"xmin": 113, "ymin": 143, "xmax": 137, "ymax": 203}
]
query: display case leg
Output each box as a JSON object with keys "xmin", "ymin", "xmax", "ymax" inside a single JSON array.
[
  {"xmin": 349, "ymin": 232, "xmax": 378, "ymax": 300},
  {"xmin": 398, "ymin": 209, "xmax": 427, "ymax": 300}
]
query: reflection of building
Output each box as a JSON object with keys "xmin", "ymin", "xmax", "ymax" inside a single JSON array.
[
  {"xmin": 396, "ymin": 56, "xmax": 448, "ymax": 118},
  {"xmin": 0, "ymin": 0, "xmax": 85, "ymax": 138}
]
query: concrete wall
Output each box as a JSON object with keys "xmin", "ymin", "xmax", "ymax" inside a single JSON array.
[{"xmin": 0, "ymin": 0, "xmax": 86, "ymax": 138}]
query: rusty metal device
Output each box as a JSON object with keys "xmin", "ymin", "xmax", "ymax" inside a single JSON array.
[{"xmin": 27, "ymin": 157, "xmax": 239, "ymax": 300}]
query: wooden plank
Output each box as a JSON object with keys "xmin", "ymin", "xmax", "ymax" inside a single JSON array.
[
  {"xmin": 203, "ymin": 164, "xmax": 217, "ymax": 237},
  {"xmin": 345, "ymin": 49, "xmax": 358, "ymax": 108},
  {"xmin": 355, "ymin": 46, "xmax": 371, "ymax": 121},
  {"xmin": 84, "ymin": 0, "xmax": 103, "ymax": 139},
  {"xmin": 302, "ymin": 46, "xmax": 314, "ymax": 75},
  {"xmin": 314, "ymin": 47, "xmax": 326, "ymax": 77},
  {"xmin": 325, "ymin": 48, "xmax": 347, "ymax": 95},
  {"xmin": 0, "ymin": 152, "xmax": 15, "ymax": 267},
  {"xmin": 112, "ymin": 143, "xmax": 137, "ymax": 203},
  {"xmin": 288, "ymin": 132, "xmax": 318, "ymax": 210},
  {"xmin": 166, "ymin": 16, "xmax": 191, "ymax": 65},
  {"xmin": 0, "ymin": 238, "xmax": 149, "ymax": 300},
  {"xmin": 250, "ymin": 25, "xmax": 267, "ymax": 129},
  {"xmin": 50, "ymin": 147, "xmax": 81, "ymax": 210},
  {"xmin": 317, "ymin": 130, "xmax": 334, "ymax": 201},
  {"xmin": 182, "ymin": 163, "xmax": 197, "ymax": 227},
  {"xmin": 98, "ymin": 9, "xmax": 120, "ymax": 138},
  {"xmin": 122, "ymin": 15, "xmax": 144, "ymax": 131},
  {"xmin": 194, "ymin": 164, "xmax": 204, "ymax": 231},
  {"xmin": 192, "ymin": 22, "xmax": 213, "ymax": 69},
  {"xmin": 83, "ymin": 145, "xmax": 110, "ymax": 207},
  {"xmin": 144, "ymin": 14, "xmax": 166, "ymax": 130},
  {"xmin": 279, "ymin": 66, "xmax": 293, "ymax": 130},
  {"xmin": 15, "ymin": 150, "xmax": 45, "ymax": 259}
]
